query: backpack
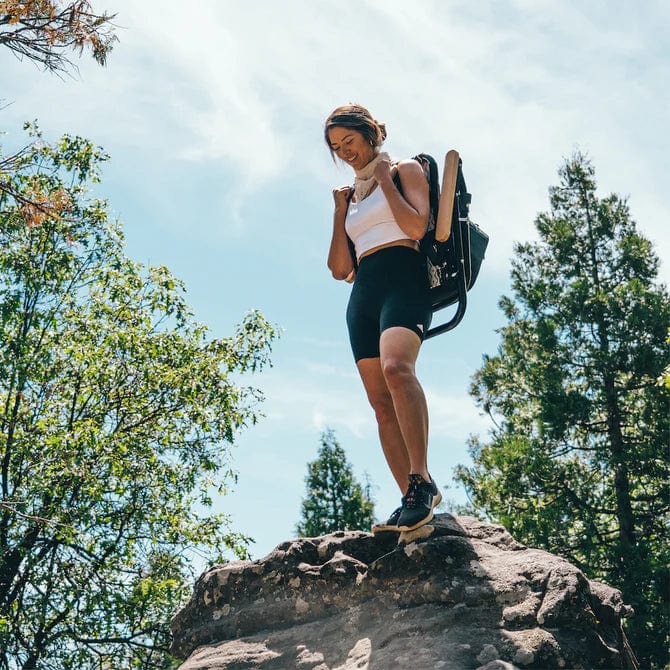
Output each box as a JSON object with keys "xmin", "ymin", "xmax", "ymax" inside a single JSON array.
[
  {"xmin": 346, "ymin": 152, "xmax": 489, "ymax": 338},
  {"xmin": 410, "ymin": 153, "xmax": 489, "ymax": 337}
]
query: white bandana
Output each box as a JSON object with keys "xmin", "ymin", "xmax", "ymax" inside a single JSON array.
[{"xmin": 353, "ymin": 151, "xmax": 392, "ymax": 202}]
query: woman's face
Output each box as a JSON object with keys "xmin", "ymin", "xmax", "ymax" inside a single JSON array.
[{"xmin": 327, "ymin": 126, "xmax": 376, "ymax": 171}]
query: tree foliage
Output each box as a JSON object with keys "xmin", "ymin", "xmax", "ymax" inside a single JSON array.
[
  {"xmin": 0, "ymin": 0, "xmax": 117, "ymax": 73},
  {"xmin": 1, "ymin": 0, "xmax": 117, "ymax": 213},
  {"xmin": 660, "ymin": 329, "xmax": 670, "ymax": 389},
  {"xmin": 296, "ymin": 430, "xmax": 375, "ymax": 537},
  {"xmin": 0, "ymin": 125, "xmax": 277, "ymax": 669},
  {"xmin": 455, "ymin": 152, "xmax": 669, "ymax": 668}
]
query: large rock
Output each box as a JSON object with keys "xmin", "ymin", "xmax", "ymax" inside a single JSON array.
[{"xmin": 170, "ymin": 514, "xmax": 638, "ymax": 669}]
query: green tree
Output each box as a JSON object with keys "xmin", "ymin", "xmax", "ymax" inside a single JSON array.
[
  {"xmin": 455, "ymin": 153, "xmax": 669, "ymax": 668},
  {"xmin": 0, "ymin": 126, "xmax": 277, "ymax": 668},
  {"xmin": 296, "ymin": 429, "xmax": 375, "ymax": 537}
]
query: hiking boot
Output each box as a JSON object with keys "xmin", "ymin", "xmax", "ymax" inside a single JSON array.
[
  {"xmin": 371, "ymin": 506, "xmax": 402, "ymax": 534},
  {"xmin": 396, "ymin": 474, "xmax": 441, "ymax": 532},
  {"xmin": 427, "ymin": 473, "xmax": 443, "ymax": 507}
]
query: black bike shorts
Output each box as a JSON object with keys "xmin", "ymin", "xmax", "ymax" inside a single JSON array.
[{"xmin": 346, "ymin": 246, "xmax": 432, "ymax": 362}]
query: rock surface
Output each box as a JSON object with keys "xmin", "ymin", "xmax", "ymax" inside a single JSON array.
[{"xmin": 171, "ymin": 514, "xmax": 638, "ymax": 669}]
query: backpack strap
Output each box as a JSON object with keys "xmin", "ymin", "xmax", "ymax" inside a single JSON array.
[{"xmin": 345, "ymin": 188, "xmax": 358, "ymax": 271}]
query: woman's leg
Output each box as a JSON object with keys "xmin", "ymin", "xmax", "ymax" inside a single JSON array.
[
  {"xmin": 356, "ymin": 357, "xmax": 410, "ymax": 493},
  {"xmin": 378, "ymin": 326, "xmax": 430, "ymax": 482},
  {"xmin": 358, "ymin": 327, "xmax": 438, "ymax": 532},
  {"xmin": 378, "ymin": 326, "xmax": 440, "ymax": 530},
  {"xmin": 356, "ymin": 327, "xmax": 431, "ymax": 487}
]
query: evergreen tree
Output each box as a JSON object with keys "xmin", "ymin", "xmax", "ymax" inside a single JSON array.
[
  {"xmin": 661, "ymin": 330, "xmax": 670, "ymax": 388},
  {"xmin": 296, "ymin": 429, "xmax": 375, "ymax": 536},
  {"xmin": 456, "ymin": 152, "xmax": 669, "ymax": 668}
]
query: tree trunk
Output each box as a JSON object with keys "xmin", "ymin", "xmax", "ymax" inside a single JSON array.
[{"xmin": 604, "ymin": 377, "xmax": 636, "ymax": 552}]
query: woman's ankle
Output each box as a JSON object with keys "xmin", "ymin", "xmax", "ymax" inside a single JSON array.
[{"xmin": 409, "ymin": 470, "xmax": 431, "ymax": 483}]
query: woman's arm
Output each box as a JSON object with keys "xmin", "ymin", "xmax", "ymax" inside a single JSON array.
[
  {"xmin": 374, "ymin": 158, "xmax": 430, "ymax": 240},
  {"xmin": 327, "ymin": 185, "xmax": 355, "ymax": 280}
]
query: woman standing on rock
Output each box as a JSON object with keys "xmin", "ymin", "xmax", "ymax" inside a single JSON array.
[{"xmin": 325, "ymin": 103, "xmax": 441, "ymax": 533}]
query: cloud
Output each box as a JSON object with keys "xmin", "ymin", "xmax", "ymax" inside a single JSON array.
[
  {"xmin": 425, "ymin": 386, "xmax": 490, "ymax": 442},
  {"xmin": 241, "ymin": 356, "xmax": 374, "ymax": 440},
  {"xmin": 2, "ymin": 0, "xmax": 666, "ymax": 275},
  {"xmin": 240, "ymin": 348, "xmax": 489, "ymax": 447}
]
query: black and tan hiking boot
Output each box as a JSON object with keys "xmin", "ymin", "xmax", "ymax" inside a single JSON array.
[
  {"xmin": 371, "ymin": 506, "xmax": 402, "ymax": 534},
  {"xmin": 396, "ymin": 473, "xmax": 442, "ymax": 532}
]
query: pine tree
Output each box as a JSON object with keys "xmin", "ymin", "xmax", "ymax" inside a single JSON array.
[
  {"xmin": 456, "ymin": 152, "xmax": 669, "ymax": 668},
  {"xmin": 296, "ymin": 430, "xmax": 375, "ymax": 536}
]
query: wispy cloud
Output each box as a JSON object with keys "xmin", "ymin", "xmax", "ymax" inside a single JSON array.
[
  {"xmin": 3, "ymin": 0, "xmax": 666, "ymax": 271},
  {"xmin": 101, "ymin": 0, "xmax": 668, "ymax": 273},
  {"xmin": 251, "ymin": 362, "xmax": 374, "ymax": 440},
  {"xmin": 244, "ymin": 352, "xmax": 488, "ymax": 446},
  {"xmin": 425, "ymin": 386, "xmax": 490, "ymax": 441}
]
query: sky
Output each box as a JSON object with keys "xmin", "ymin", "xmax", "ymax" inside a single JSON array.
[{"xmin": 1, "ymin": 0, "xmax": 668, "ymax": 562}]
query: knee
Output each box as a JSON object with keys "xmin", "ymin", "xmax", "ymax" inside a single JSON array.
[{"xmin": 381, "ymin": 357, "xmax": 415, "ymax": 389}]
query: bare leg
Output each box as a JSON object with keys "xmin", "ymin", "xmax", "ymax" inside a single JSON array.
[
  {"xmin": 356, "ymin": 357, "xmax": 410, "ymax": 493},
  {"xmin": 379, "ymin": 327, "xmax": 430, "ymax": 482}
]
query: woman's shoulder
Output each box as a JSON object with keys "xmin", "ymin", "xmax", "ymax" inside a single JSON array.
[
  {"xmin": 396, "ymin": 157, "xmax": 424, "ymax": 174},
  {"xmin": 395, "ymin": 157, "xmax": 426, "ymax": 185}
]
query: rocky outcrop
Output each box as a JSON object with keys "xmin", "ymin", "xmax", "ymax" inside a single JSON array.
[{"xmin": 171, "ymin": 514, "xmax": 638, "ymax": 669}]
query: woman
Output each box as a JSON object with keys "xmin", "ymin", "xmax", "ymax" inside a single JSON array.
[{"xmin": 325, "ymin": 103, "xmax": 441, "ymax": 533}]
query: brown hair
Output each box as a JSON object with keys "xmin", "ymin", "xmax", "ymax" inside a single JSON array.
[{"xmin": 324, "ymin": 104, "xmax": 387, "ymax": 160}]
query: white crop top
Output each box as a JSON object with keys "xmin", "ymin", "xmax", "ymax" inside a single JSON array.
[{"xmin": 345, "ymin": 186, "xmax": 411, "ymax": 261}]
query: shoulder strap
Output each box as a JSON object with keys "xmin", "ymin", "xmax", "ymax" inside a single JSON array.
[
  {"xmin": 393, "ymin": 155, "xmax": 440, "ymax": 240},
  {"xmin": 345, "ymin": 188, "xmax": 358, "ymax": 271},
  {"xmin": 413, "ymin": 154, "xmax": 440, "ymax": 227}
]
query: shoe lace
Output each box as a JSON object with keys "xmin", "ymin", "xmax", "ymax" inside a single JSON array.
[{"xmin": 403, "ymin": 476, "xmax": 423, "ymax": 509}]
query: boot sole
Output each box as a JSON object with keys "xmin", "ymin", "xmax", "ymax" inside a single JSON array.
[{"xmin": 371, "ymin": 525, "xmax": 402, "ymax": 535}]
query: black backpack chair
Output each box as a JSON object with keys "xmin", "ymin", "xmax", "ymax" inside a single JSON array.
[{"xmin": 419, "ymin": 151, "xmax": 489, "ymax": 339}]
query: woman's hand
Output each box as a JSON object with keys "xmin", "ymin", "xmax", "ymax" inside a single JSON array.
[
  {"xmin": 376, "ymin": 159, "xmax": 430, "ymax": 241},
  {"xmin": 332, "ymin": 185, "xmax": 353, "ymax": 210},
  {"xmin": 373, "ymin": 158, "xmax": 398, "ymax": 186}
]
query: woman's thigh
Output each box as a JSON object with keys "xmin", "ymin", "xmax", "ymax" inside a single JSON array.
[{"xmin": 379, "ymin": 326, "xmax": 422, "ymax": 373}]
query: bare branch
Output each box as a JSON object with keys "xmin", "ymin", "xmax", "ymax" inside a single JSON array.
[
  {"xmin": 0, "ymin": 500, "xmax": 73, "ymax": 528},
  {"xmin": 0, "ymin": 0, "xmax": 118, "ymax": 74}
]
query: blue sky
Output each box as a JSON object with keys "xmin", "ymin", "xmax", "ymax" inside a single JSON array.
[{"xmin": 1, "ymin": 0, "xmax": 668, "ymax": 561}]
